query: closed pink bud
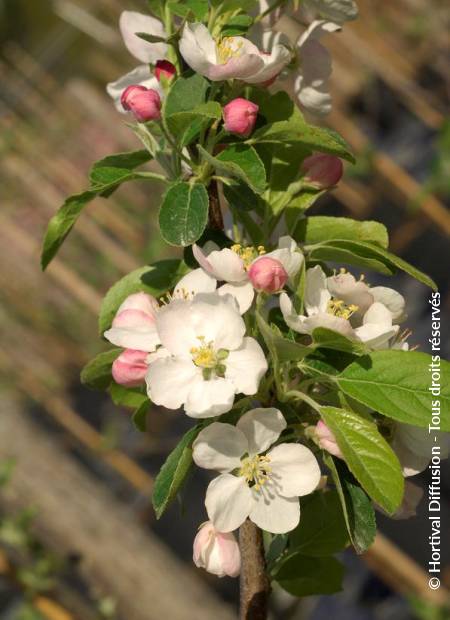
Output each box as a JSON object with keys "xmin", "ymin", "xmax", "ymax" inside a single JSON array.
[
  {"xmin": 248, "ymin": 257, "xmax": 288, "ymax": 293},
  {"xmin": 121, "ymin": 85, "xmax": 161, "ymax": 122},
  {"xmin": 315, "ymin": 420, "xmax": 343, "ymax": 459},
  {"xmin": 155, "ymin": 59, "xmax": 176, "ymax": 82},
  {"xmin": 193, "ymin": 522, "xmax": 240, "ymax": 578},
  {"xmin": 301, "ymin": 153, "xmax": 343, "ymax": 188},
  {"xmin": 223, "ymin": 98, "xmax": 259, "ymax": 137},
  {"xmin": 112, "ymin": 349, "xmax": 149, "ymax": 387}
]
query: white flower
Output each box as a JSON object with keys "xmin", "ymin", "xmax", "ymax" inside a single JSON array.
[
  {"xmin": 193, "ymin": 237, "xmax": 303, "ymax": 314},
  {"xmin": 145, "ymin": 293, "xmax": 268, "ymax": 418},
  {"xmin": 391, "ymin": 423, "xmax": 450, "ymax": 477},
  {"xmin": 107, "ymin": 11, "xmax": 167, "ymax": 111},
  {"xmin": 193, "ymin": 521, "xmax": 241, "ymax": 578},
  {"xmin": 280, "ymin": 265, "xmax": 404, "ymax": 349},
  {"xmin": 179, "ymin": 22, "xmax": 291, "ymax": 84},
  {"xmin": 193, "ymin": 408, "xmax": 321, "ymax": 533},
  {"xmin": 302, "ymin": 0, "xmax": 358, "ymax": 24},
  {"xmin": 295, "ymin": 20, "xmax": 340, "ymax": 116}
]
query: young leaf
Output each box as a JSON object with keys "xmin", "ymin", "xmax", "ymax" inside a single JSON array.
[
  {"xmin": 312, "ymin": 327, "xmax": 367, "ymax": 356},
  {"xmin": 272, "ymin": 554, "xmax": 344, "ymax": 596},
  {"xmin": 198, "ymin": 144, "xmax": 266, "ymax": 194},
  {"xmin": 166, "ymin": 101, "xmax": 222, "ymax": 147},
  {"xmin": 256, "ymin": 312, "xmax": 311, "ymax": 362},
  {"xmin": 80, "ymin": 348, "xmax": 122, "ymax": 390},
  {"xmin": 132, "ymin": 400, "xmax": 151, "ymax": 432},
  {"xmin": 159, "ymin": 182, "xmax": 209, "ymax": 246},
  {"xmin": 89, "ymin": 150, "xmax": 152, "ymax": 187},
  {"xmin": 294, "ymin": 216, "xmax": 389, "ymax": 248},
  {"xmin": 324, "ymin": 455, "xmax": 376, "ymax": 554},
  {"xmin": 109, "ymin": 383, "xmax": 148, "ymax": 409},
  {"xmin": 163, "ymin": 73, "xmax": 209, "ymax": 117},
  {"xmin": 221, "ymin": 14, "xmax": 253, "ymax": 36},
  {"xmin": 152, "ymin": 424, "xmax": 202, "ymax": 518},
  {"xmin": 320, "ymin": 406, "xmax": 404, "ymax": 514},
  {"xmin": 98, "ymin": 259, "xmax": 189, "ymax": 334},
  {"xmin": 289, "ymin": 490, "xmax": 349, "ymax": 556},
  {"xmin": 337, "ymin": 350, "xmax": 450, "ymax": 431}
]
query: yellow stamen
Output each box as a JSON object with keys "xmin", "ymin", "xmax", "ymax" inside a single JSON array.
[
  {"xmin": 217, "ymin": 37, "xmax": 243, "ymax": 64},
  {"xmin": 239, "ymin": 454, "xmax": 272, "ymax": 489},
  {"xmin": 231, "ymin": 243, "xmax": 266, "ymax": 268},
  {"xmin": 327, "ymin": 298, "xmax": 359, "ymax": 320}
]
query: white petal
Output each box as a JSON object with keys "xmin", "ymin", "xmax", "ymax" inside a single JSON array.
[
  {"xmin": 268, "ymin": 443, "xmax": 321, "ymax": 497},
  {"xmin": 185, "ymin": 378, "xmax": 236, "ymax": 418},
  {"xmin": 226, "ymin": 338, "xmax": 268, "ymax": 396},
  {"xmin": 326, "ymin": 273, "xmax": 373, "ymax": 313},
  {"xmin": 192, "ymin": 423, "xmax": 248, "ymax": 472},
  {"xmin": 146, "ymin": 357, "xmax": 201, "ymax": 409},
  {"xmin": 296, "ymin": 75, "xmax": 332, "ymax": 116},
  {"xmin": 299, "ymin": 19, "xmax": 341, "ymax": 47},
  {"xmin": 354, "ymin": 302, "xmax": 398, "ymax": 348},
  {"xmin": 370, "ymin": 286, "xmax": 406, "ymax": 323},
  {"xmin": 179, "ymin": 22, "xmax": 217, "ymax": 76},
  {"xmin": 218, "ymin": 281, "xmax": 254, "ymax": 314},
  {"xmin": 244, "ymin": 44, "xmax": 291, "ymax": 84},
  {"xmin": 302, "ymin": 312, "xmax": 356, "ymax": 338},
  {"xmin": 104, "ymin": 324, "xmax": 160, "ymax": 352},
  {"xmin": 192, "ymin": 243, "xmax": 215, "ymax": 274},
  {"xmin": 303, "ymin": 0, "xmax": 358, "ymax": 23},
  {"xmin": 279, "ymin": 292, "xmax": 309, "ymax": 333},
  {"xmin": 119, "ymin": 11, "xmax": 167, "ymax": 63},
  {"xmin": 189, "ymin": 293, "xmax": 246, "ymax": 351},
  {"xmin": 237, "ymin": 408, "xmax": 286, "ymax": 455},
  {"xmin": 174, "ymin": 268, "xmax": 217, "ymax": 298},
  {"xmin": 265, "ymin": 247, "xmax": 303, "ymax": 282},
  {"xmin": 207, "ymin": 248, "xmax": 247, "ymax": 282},
  {"xmin": 106, "ymin": 66, "xmax": 161, "ymax": 111},
  {"xmin": 391, "ymin": 438, "xmax": 430, "ymax": 477},
  {"xmin": 156, "ymin": 298, "xmax": 199, "ymax": 355},
  {"xmin": 205, "ymin": 474, "xmax": 253, "ymax": 533},
  {"xmin": 305, "ymin": 265, "xmax": 331, "ymax": 315},
  {"xmin": 249, "ymin": 487, "xmax": 300, "ymax": 534}
]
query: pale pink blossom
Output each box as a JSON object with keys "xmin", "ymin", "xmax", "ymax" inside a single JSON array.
[
  {"xmin": 315, "ymin": 420, "xmax": 343, "ymax": 458},
  {"xmin": 223, "ymin": 98, "xmax": 259, "ymax": 137},
  {"xmin": 104, "ymin": 292, "xmax": 160, "ymax": 352},
  {"xmin": 248, "ymin": 257, "xmax": 288, "ymax": 293},
  {"xmin": 121, "ymin": 85, "xmax": 162, "ymax": 122},
  {"xmin": 301, "ymin": 153, "xmax": 343, "ymax": 188},
  {"xmin": 193, "ymin": 522, "xmax": 240, "ymax": 578},
  {"xmin": 112, "ymin": 349, "xmax": 149, "ymax": 387}
]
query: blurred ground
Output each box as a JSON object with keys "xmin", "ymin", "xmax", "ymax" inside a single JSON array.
[{"xmin": 0, "ymin": 0, "xmax": 449, "ymax": 618}]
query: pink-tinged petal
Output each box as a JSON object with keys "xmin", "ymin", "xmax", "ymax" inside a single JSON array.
[
  {"xmin": 117, "ymin": 291, "xmax": 159, "ymax": 317},
  {"xmin": 223, "ymin": 98, "xmax": 259, "ymax": 137},
  {"xmin": 302, "ymin": 153, "xmax": 344, "ymax": 189},
  {"xmin": 193, "ymin": 522, "xmax": 240, "ymax": 578},
  {"xmin": 111, "ymin": 349, "xmax": 149, "ymax": 387},
  {"xmin": 119, "ymin": 11, "xmax": 167, "ymax": 63},
  {"xmin": 206, "ymin": 474, "xmax": 253, "ymax": 533},
  {"xmin": 193, "ymin": 423, "xmax": 248, "ymax": 472},
  {"xmin": 179, "ymin": 22, "xmax": 217, "ymax": 76},
  {"xmin": 225, "ymin": 337, "xmax": 268, "ymax": 396},
  {"xmin": 236, "ymin": 408, "xmax": 286, "ymax": 455},
  {"xmin": 121, "ymin": 86, "xmax": 162, "ymax": 122},
  {"xmin": 146, "ymin": 357, "xmax": 201, "ymax": 409},
  {"xmin": 249, "ymin": 488, "xmax": 300, "ymax": 534},
  {"xmin": 107, "ymin": 66, "xmax": 161, "ymax": 111},
  {"xmin": 185, "ymin": 377, "xmax": 236, "ymax": 418},
  {"xmin": 104, "ymin": 309, "xmax": 160, "ymax": 351},
  {"xmin": 154, "ymin": 59, "xmax": 176, "ymax": 82},
  {"xmin": 218, "ymin": 281, "xmax": 254, "ymax": 315},
  {"xmin": 268, "ymin": 443, "xmax": 321, "ymax": 497},
  {"xmin": 315, "ymin": 420, "xmax": 343, "ymax": 458},
  {"xmin": 216, "ymin": 530, "xmax": 241, "ymax": 577},
  {"xmin": 192, "ymin": 243, "xmax": 215, "ymax": 275},
  {"xmin": 208, "ymin": 54, "xmax": 264, "ymax": 81}
]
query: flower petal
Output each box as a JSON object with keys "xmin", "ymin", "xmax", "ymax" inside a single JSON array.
[
  {"xmin": 279, "ymin": 292, "xmax": 308, "ymax": 333},
  {"xmin": 179, "ymin": 22, "xmax": 217, "ymax": 76},
  {"xmin": 237, "ymin": 408, "xmax": 286, "ymax": 455},
  {"xmin": 218, "ymin": 281, "xmax": 254, "ymax": 314},
  {"xmin": 370, "ymin": 286, "xmax": 406, "ymax": 323},
  {"xmin": 185, "ymin": 377, "xmax": 236, "ymax": 418},
  {"xmin": 190, "ymin": 293, "xmax": 246, "ymax": 351},
  {"xmin": 268, "ymin": 443, "xmax": 321, "ymax": 497},
  {"xmin": 249, "ymin": 488, "xmax": 300, "ymax": 534},
  {"xmin": 226, "ymin": 337, "xmax": 268, "ymax": 396},
  {"xmin": 302, "ymin": 312, "xmax": 356, "ymax": 338},
  {"xmin": 174, "ymin": 268, "xmax": 217, "ymax": 298},
  {"xmin": 305, "ymin": 265, "xmax": 331, "ymax": 315},
  {"xmin": 119, "ymin": 11, "xmax": 167, "ymax": 63},
  {"xmin": 244, "ymin": 44, "xmax": 291, "ymax": 84},
  {"xmin": 104, "ymin": 310, "xmax": 160, "ymax": 351},
  {"xmin": 205, "ymin": 474, "xmax": 253, "ymax": 532},
  {"xmin": 156, "ymin": 298, "xmax": 199, "ymax": 355},
  {"xmin": 146, "ymin": 357, "xmax": 201, "ymax": 409},
  {"xmin": 106, "ymin": 66, "xmax": 161, "ymax": 111},
  {"xmin": 207, "ymin": 248, "xmax": 247, "ymax": 282},
  {"xmin": 193, "ymin": 423, "xmax": 248, "ymax": 472},
  {"xmin": 354, "ymin": 302, "xmax": 398, "ymax": 348}
]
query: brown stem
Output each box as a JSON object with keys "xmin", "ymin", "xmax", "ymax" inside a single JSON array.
[
  {"xmin": 239, "ymin": 519, "xmax": 270, "ymax": 620},
  {"xmin": 207, "ymin": 179, "xmax": 224, "ymax": 230}
]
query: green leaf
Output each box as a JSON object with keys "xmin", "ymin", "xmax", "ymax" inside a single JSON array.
[
  {"xmin": 256, "ymin": 313, "xmax": 311, "ymax": 362},
  {"xmin": 337, "ymin": 350, "xmax": 450, "ymax": 431},
  {"xmin": 285, "ymin": 188, "xmax": 327, "ymax": 231},
  {"xmin": 89, "ymin": 150, "xmax": 152, "ymax": 187},
  {"xmin": 320, "ymin": 406, "xmax": 404, "ymax": 514},
  {"xmin": 163, "ymin": 73, "xmax": 209, "ymax": 117},
  {"xmin": 167, "ymin": 0, "xmax": 209, "ymax": 19},
  {"xmin": 109, "ymin": 383, "xmax": 148, "ymax": 409},
  {"xmin": 41, "ymin": 189, "xmax": 98, "ymax": 270},
  {"xmin": 166, "ymin": 101, "xmax": 222, "ymax": 147},
  {"xmin": 272, "ymin": 554, "xmax": 344, "ymax": 596},
  {"xmin": 312, "ymin": 327, "xmax": 368, "ymax": 356},
  {"xmin": 98, "ymin": 259, "xmax": 189, "ymax": 334},
  {"xmin": 135, "ymin": 32, "xmax": 167, "ymax": 44},
  {"xmin": 198, "ymin": 144, "xmax": 266, "ymax": 194},
  {"xmin": 223, "ymin": 181, "xmax": 264, "ymax": 213},
  {"xmin": 221, "ymin": 14, "xmax": 253, "ymax": 36},
  {"xmin": 325, "ymin": 455, "xmax": 376, "ymax": 554},
  {"xmin": 307, "ymin": 239, "xmax": 437, "ymax": 289},
  {"xmin": 80, "ymin": 348, "xmax": 122, "ymax": 390},
  {"xmin": 295, "ymin": 216, "xmax": 389, "ymax": 248},
  {"xmin": 152, "ymin": 424, "xmax": 202, "ymax": 518},
  {"xmin": 132, "ymin": 400, "xmax": 151, "ymax": 432},
  {"xmin": 289, "ymin": 490, "xmax": 349, "ymax": 556},
  {"xmin": 159, "ymin": 182, "xmax": 209, "ymax": 246}
]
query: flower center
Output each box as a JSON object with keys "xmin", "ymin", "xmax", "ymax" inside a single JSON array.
[
  {"xmin": 327, "ymin": 298, "xmax": 359, "ymax": 320},
  {"xmin": 231, "ymin": 244, "xmax": 266, "ymax": 268},
  {"xmin": 190, "ymin": 336, "xmax": 229, "ymax": 379},
  {"xmin": 239, "ymin": 454, "xmax": 272, "ymax": 491},
  {"xmin": 217, "ymin": 37, "xmax": 244, "ymax": 64}
]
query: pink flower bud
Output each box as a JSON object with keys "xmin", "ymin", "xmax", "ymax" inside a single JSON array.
[
  {"xmin": 315, "ymin": 420, "xmax": 343, "ymax": 459},
  {"xmin": 248, "ymin": 257, "xmax": 288, "ymax": 293},
  {"xmin": 154, "ymin": 59, "xmax": 176, "ymax": 82},
  {"xmin": 121, "ymin": 85, "xmax": 162, "ymax": 122},
  {"xmin": 112, "ymin": 349, "xmax": 149, "ymax": 387},
  {"xmin": 193, "ymin": 522, "xmax": 240, "ymax": 578},
  {"xmin": 223, "ymin": 98, "xmax": 259, "ymax": 137},
  {"xmin": 301, "ymin": 153, "xmax": 343, "ymax": 188}
]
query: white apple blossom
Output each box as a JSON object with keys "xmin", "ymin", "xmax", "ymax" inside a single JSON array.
[
  {"xmin": 145, "ymin": 293, "xmax": 268, "ymax": 418},
  {"xmin": 179, "ymin": 22, "xmax": 291, "ymax": 84},
  {"xmin": 193, "ymin": 236, "xmax": 303, "ymax": 314},
  {"xmin": 193, "ymin": 408, "xmax": 321, "ymax": 533},
  {"xmin": 280, "ymin": 265, "xmax": 405, "ymax": 349},
  {"xmin": 391, "ymin": 423, "xmax": 450, "ymax": 477}
]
